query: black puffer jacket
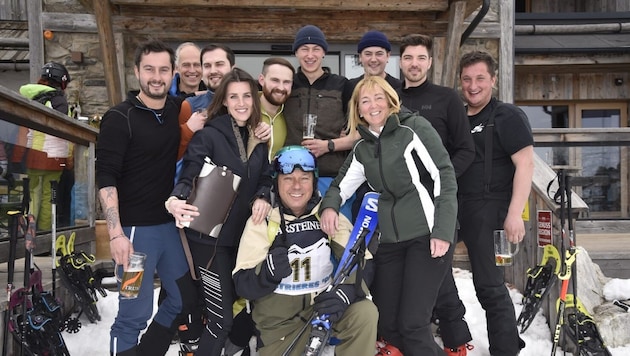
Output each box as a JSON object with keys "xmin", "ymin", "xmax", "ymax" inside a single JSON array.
[{"xmin": 171, "ymin": 114, "xmax": 272, "ymax": 247}]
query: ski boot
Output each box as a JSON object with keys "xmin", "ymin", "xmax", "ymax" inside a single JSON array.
[
  {"xmin": 375, "ymin": 338, "xmax": 403, "ymax": 356},
  {"xmin": 444, "ymin": 343, "xmax": 474, "ymax": 356},
  {"xmin": 563, "ymin": 294, "xmax": 612, "ymax": 356},
  {"xmin": 517, "ymin": 244, "xmax": 560, "ymax": 333}
]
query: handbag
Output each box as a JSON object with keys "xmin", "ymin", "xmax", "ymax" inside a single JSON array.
[{"xmin": 181, "ymin": 157, "xmax": 241, "ymax": 237}]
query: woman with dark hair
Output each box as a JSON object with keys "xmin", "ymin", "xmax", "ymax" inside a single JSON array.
[{"xmin": 165, "ymin": 67, "xmax": 273, "ymax": 354}]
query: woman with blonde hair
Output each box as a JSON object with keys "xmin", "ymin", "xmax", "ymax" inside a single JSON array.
[{"xmin": 320, "ymin": 75, "xmax": 458, "ymax": 355}]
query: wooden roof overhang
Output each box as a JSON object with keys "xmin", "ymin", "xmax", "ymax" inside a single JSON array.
[{"xmin": 80, "ymin": 0, "xmax": 482, "ymax": 105}]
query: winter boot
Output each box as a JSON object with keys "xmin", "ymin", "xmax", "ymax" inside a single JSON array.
[
  {"xmin": 137, "ymin": 322, "xmax": 177, "ymax": 356},
  {"xmin": 444, "ymin": 343, "xmax": 474, "ymax": 356},
  {"xmin": 376, "ymin": 338, "xmax": 403, "ymax": 356}
]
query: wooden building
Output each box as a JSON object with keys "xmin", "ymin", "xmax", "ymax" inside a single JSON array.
[{"xmin": 0, "ymin": 0, "xmax": 629, "ymax": 281}]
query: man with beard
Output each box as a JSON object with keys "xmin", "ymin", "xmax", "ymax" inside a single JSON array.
[
  {"xmin": 169, "ymin": 42, "xmax": 206, "ymax": 97},
  {"xmin": 96, "ymin": 39, "xmax": 198, "ymax": 356},
  {"xmin": 397, "ymin": 33, "xmax": 475, "ymax": 356},
  {"xmin": 258, "ymin": 57, "xmax": 295, "ymax": 161}
]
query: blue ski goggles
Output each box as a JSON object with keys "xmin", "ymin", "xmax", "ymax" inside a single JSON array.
[{"xmin": 272, "ymin": 145, "xmax": 318, "ymax": 177}]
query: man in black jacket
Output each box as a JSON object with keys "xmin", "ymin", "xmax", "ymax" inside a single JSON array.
[
  {"xmin": 97, "ymin": 39, "xmax": 197, "ymax": 356},
  {"xmin": 397, "ymin": 34, "xmax": 475, "ymax": 356}
]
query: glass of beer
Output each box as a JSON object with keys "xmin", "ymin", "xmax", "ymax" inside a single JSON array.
[
  {"xmin": 494, "ymin": 230, "xmax": 519, "ymax": 266},
  {"xmin": 118, "ymin": 252, "xmax": 146, "ymax": 299},
  {"xmin": 303, "ymin": 114, "xmax": 317, "ymax": 139}
]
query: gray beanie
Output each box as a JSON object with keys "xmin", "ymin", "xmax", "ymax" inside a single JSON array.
[{"xmin": 293, "ymin": 25, "xmax": 328, "ymax": 53}]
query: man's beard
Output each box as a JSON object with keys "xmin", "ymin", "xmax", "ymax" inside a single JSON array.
[
  {"xmin": 262, "ymin": 87, "xmax": 288, "ymax": 106},
  {"xmin": 140, "ymin": 81, "xmax": 168, "ymax": 100}
]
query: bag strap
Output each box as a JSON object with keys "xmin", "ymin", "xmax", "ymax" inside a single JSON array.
[
  {"xmin": 179, "ymin": 228, "xmax": 199, "ymax": 280},
  {"xmin": 179, "ymin": 228, "xmax": 219, "ymax": 280},
  {"xmin": 483, "ymin": 103, "xmax": 500, "ymax": 193}
]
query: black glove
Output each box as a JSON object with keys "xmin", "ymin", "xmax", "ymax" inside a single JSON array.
[
  {"xmin": 313, "ymin": 285, "xmax": 356, "ymax": 323},
  {"xmin": 263, "ymin": 246, "xmax": 291, "ymax": 282}
]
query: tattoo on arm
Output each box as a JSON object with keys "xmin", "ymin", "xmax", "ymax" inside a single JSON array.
[{"xmin": 99, "ymin": 186, "xmax": 121, "ymax": 232}]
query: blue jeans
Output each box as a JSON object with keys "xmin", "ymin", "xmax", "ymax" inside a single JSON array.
[{"xmin": 110, "ymin": 222, "xmax": 190, "ymax": 354}]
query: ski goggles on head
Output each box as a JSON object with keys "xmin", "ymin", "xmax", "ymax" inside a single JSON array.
[{"xmin": 272, "ymin": 145, "xmax": 318, "ymax": 177}]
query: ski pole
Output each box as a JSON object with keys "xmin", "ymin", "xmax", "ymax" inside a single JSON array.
[
  {"xmin": 564, "ymin": 172, "xmax": 581, "ymax": 355},
  {"xmin": 550, "ymin": 248, "xmax": 577, "ymax": 356},
  {"xmin": 2, "ymin": 211, "xmax": 20, "ymax": 356},
  {"xmin": 51, "ymin": 180, "xmax": 58, "ymax": 298},
  {"xmin": 282, "ymin": 228, "xmax": 371, "ymax": 356},
  {"xmin": 18, "ymin": 178, "xmax": 30, "ymax": 356}
]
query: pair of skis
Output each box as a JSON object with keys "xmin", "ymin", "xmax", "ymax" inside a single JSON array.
[{"xmin": 282, "ymin": 192, "xmax": 380, "ymax": 356}]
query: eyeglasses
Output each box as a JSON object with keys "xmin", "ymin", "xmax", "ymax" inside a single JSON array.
[{"xmin": 273, "ymin": 146, "xmax": 318, "ymax": 176}]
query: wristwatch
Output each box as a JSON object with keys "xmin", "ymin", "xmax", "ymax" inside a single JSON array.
[{"xmin": 327, "ymin": 139, "xmax": 335, "ymax": 152}]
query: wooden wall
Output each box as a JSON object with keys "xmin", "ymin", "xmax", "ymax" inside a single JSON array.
[
  {"xmin": 515, "ymin": 71, "xmax": 630, "ymax": 101},
  {"xmin": 529, "ymin": 0, "xmax": 630, "ymax": 12}
]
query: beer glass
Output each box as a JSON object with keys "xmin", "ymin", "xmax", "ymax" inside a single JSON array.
[
  {"xmin": 117, "ymin": 252, "xmax": 146, "ymax": 299},
  {"xmin": 303, "ymin": 114, "xmax": 317, "ymax": 139},
  {"xmin": 494, "ymin": 230, "xmax": 519, "ymax": 266}
]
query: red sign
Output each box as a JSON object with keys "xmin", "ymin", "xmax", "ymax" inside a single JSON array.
[{"xmin": 537, "ymin": 210, "xmax": 553, "ymax": 246}]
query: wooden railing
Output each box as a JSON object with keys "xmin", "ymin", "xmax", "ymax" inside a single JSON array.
[{"xmin": 0, "ymin": 85, "xmax": 98, "ymax": 262}]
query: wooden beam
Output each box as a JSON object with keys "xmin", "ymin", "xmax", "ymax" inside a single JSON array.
[
  {"xmin": 93, "ymin": 0, "xmax": 123, "ymax": 106},
  {"xmin": 432, "ymin": 36, "xmax": 446, "ymax": 85},
  {"xmin": 441, "ymin": 1, "xmax": 466, "ymax": 88},
  {"xmin": 515, "ymin": 53, "xmax": 630, "ymax": 67},
  {"xmin": 111, "ymin": 10, "xmax": 447, "ymax": 42},
  {"xmin": 0, "ymin": 37, "xmax": 29, "ymax": 47},
  {"xmin": 532, "ymin": 128, "xmax": 630, "ymax": 147},
  {"xmin": 109, "ymin": 0, "xmax": 450, "ymax": 12},
  {"xmin": 41, "ymin": 13, "xmax": 98, "ymax": 33},
  {"xmin": 0, "ymin": 86, "xmax": 98, "ymax": 146},
  {"xmin": 498, "ymin": 0, "xmax": 514, "ymax": 103},
  {"xmin": 26, "ymin": 0, "xmax": 43, "ymax": 83}
]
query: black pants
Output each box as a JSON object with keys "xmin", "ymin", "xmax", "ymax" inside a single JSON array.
[
  {"xmin": 187, "ymin": 237, "xmax": 237, "ymax": 356},
  {"xmin": 459, "ymin": 198, "xmax": 521, "ymax": 356},
  {"xmin": 371, "ymin": 236, "xmax": 451, "ymax": 356},
  {"xmin": 433, "ymin": 241, "xmax": 472, "ymax": 348}
]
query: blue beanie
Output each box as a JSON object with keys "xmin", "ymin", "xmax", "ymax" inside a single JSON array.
[
  {"xmin": 293, "ymin": 25, "xmax": 328, "ymax": 53},
  {"xmin": 357, "ymin": 30, "xmax": 391, "ymax": 53}
]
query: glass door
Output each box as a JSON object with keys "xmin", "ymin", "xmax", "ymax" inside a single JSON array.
[{"xmin": 575, "ymin": 103, "xmax": 628, "ymax": 218}]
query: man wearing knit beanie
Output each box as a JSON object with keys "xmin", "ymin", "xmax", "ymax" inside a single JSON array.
[
  {"xmin": 285, "ymin": 24, "xmax": 357, "ymax": 219},
  {"xmin": 348, "ymin": 30, "xmax": 402, "ymax": 229},
  {"xmin": 349, "ymin": 30, "xmax": 401, "ymax": 91}
]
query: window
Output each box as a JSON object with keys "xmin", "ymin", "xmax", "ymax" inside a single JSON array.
[{"xmin": 519, "ymin": 102, "xmax": 628, "ymax": 218}]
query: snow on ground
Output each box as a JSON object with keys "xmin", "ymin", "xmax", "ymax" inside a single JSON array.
[{"xmin": 62, "ymin": 269, "xmax": 630, "ymax": 355}]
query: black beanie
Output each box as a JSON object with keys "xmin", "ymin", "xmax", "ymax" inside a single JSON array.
[
  {"xmin": 293, "ymin": 25, "xmax": 329, "ymax": 53},
  {"xmin": 357, "ymin": 30, "xmax": 391, "ymax": 53}
]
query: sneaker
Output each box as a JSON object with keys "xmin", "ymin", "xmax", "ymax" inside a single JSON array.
[
  {"xmin": 375, "ymin": 338, "xmax": 403, "ymax": 356},
  {"xmin": 444, "ymin": 343, "xmax": 474, "ymax": 356}
]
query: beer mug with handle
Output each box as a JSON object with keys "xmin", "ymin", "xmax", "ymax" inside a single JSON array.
[
  {"xmin": 494, "ymin": 230, "xmax": 519, "ymax": 266},
  {"xmin": 116, "ymin": 252, "xmax": 146, "ymax": 299}
]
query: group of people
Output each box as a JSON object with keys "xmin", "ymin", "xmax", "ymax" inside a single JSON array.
[{"xmin": 95, "ymin": 24, "xmax": 533, "ymax": 356}]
